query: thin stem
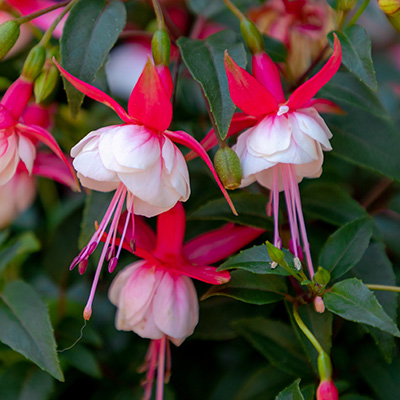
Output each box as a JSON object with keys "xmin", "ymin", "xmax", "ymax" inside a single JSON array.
[
  {"xmin": 151, "ymin": 0, "xmax": 165, "ymax": 30},
  {"xmin": 223, "ymin": 0, "xmax": 245, "ymax": 21},
  {"xmin": 366, "ymin": 284, "xmax": 400, "ymax": 293},
  {"xmin": 39, "ymin": 0, "xmax": 79, "ymax": 47},
  {"xmin": 293, "ymin": 302, "xmax": 325, "ymax": 355},
  {"xmin": 348, "ymin": 0, "xmax": 371, "ymax": 27},
  {"xmin": 16, "ymin": 0, "xmax": 70, "ymax": 24}
]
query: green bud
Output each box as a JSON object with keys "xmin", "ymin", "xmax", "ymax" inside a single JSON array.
[
  {"xmin": 317, "ymin": 351, "xmax": 332, "ymax": 381},
  {"xmin": 240, "ymin": 19, "xmax": 264, "ymax": 54},
  {"xmin": 152, "ymin": 29, "xmax": 170, "ymax": 66},
  {"xmin": 22, "ymin": 45, "xmax": 46, "ymax": 82},
  {"xmin": 313, "ymin": 266, "xmax": 331, "ymax": 287},
  {"xmin": 34, "ymin": 61, "xmax": 59, "ymax": 103},
  {"xmin": 214, "ymin": 146, "xmax": 242, "ymax": 190},
  {"xmin": 0, "ymin": 20, "xmax": 20, "ymax": 60},
  {"xmin": 266, "ymin": 241, "xmax": 288, "ymax": 268}
]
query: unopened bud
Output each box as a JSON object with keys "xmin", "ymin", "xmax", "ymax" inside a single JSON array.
[
  {"xmin": 314, "ymin": 296, "xmax": 325, "ymax": 313},
  {"xmin": 240, "ymin": 19, "xmax": 264, "ymax": 54},
  {"xmin": 214, "ymin": 146, "xmax": 242, "ymax": 190},
  {"xmin": 152, "ymin": 29, "xmax": 170, "ymax": 66},
  {"xmin": 378, "ymin": 0, "xmax": 400, "ymax": 31},
  {"xmin": 34, "ymin": 60, "xmax": 59, "ymax": 103},
  {"xmin": 22, "ymin": 45, "xmax": 46, "ymax": 82},
  {"xmin": 314, "ymin": 266, "xmax": 331, "ymax": 287},
  {"xmin": 337, "ymin": 0, "xmax": 357, "ymax": 11},
  {"xmin": 266, "ymin": 241, "xmax": 288, "ymax": 268},
  {"xmin": 316, "ymin": 380, "xmax": 339, "ymax": 400},
  {"xmin": 0, "ymin": 20, "xmax": 20, "ymax": 60}
]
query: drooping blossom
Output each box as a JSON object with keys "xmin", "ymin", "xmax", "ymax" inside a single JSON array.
[
  {"xmin": 55, "ymin": 58, "xmax": 236, "ymax": 320},
  {"xmin": 222, "ymin": 34, "xmax": 341, "ymax": 277},
  {"xmin": 248, "ymin": 0, "xmax": 335, "ymax": 81},
  {"xmin": 316, "ymin": 380, "xmax": 339, "ymax": 400},
  {"xmin": 108, "ymin": 202, "xmax": 264, "ymax": 400}
]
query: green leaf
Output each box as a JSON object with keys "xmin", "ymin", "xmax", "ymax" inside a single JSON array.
[
  {"xmin": 319, "ymin": 73, "xmax": 400, "ymax": 182},
  {"xmin": 233, "ymin": 317, "xmax": 311, "ymax": 377},
  {"xmin": 218, "ymin": 244, "xmax": 294, "ymax": 276},
  {"xmin": 331, "ymin": 26, "xmax": 377, "ymax": 90},
  {"xmin": 0, "ymin": 232, "xmax": 40, "ymax": 276},
  {"xmin": 202, "ymin": 270, "xmax": 287, "ymax": 305},
  {"xmin": 353, "ymin": 242, "xmax": 398, "ymax": 362},
  {"xmin": 301, "ymin": 182, "xmax": 367, "ymax": 226},
  {"xmin": 318, "ymin": 217, "xmax": 373, "ymax": 280},
  {"xmin": 60, "ymin": 344, "xmax": 101, "ymax": 378},
  {"xmin": 177, "ymin": 30, "xmax": 247, "ymax": 139},
  {"xmin": 61, "ymin": 0, "xmax": 126, "ymax": 116},
  {"xmin": 0, "ymin": 281, "xmax": 63, "ymax": 381},
  {"xmin": 276, "ymin": 379, "xmax": 305, "ymax": 400},
  {"xmin": 188, "ymin": 192, "xmax": 272, "ymax": 229},
  {"xmin": 324, "ymin": 278, "xmax": 400, "ymax": 337},
  {"xmin": 0, "ymin": 363, "xmax": 54, "ymax": 400}
]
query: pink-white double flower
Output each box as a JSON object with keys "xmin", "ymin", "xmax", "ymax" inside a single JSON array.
[
  {"xmin": 108, "ymin": 202, "xmax": 264, "ymax": 400},
  {"xmin": 223, "ymin": 34, "xmax": 342, "ymax": 277},
  {"xmin": 55, "ymin": 58, "xmax": 236, "ymax": 320},
  {"xmin": 0, "ymin": 77, "xmax": 76, "ymax": 186}
]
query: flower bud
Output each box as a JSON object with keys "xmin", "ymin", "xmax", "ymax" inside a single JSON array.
[
  {"xmin": 34, "ymin": 61, "xmax": 59, "ymax": 103},
  {"xmin": 314, "ymin": 266, "xmax": 331, "ymax": 287},
  {"xmin": 22, "ymin": 45, "xmax": 46, "ymax": 82},
  {"xmin": 214, "ymin": 146, "xmax": 242, "ymax": 190},
  {"xmin": 266, "ymin": 241, "xmax": 288, "ymax": 268},
  {"xmin": 240, "ymin": 19, "xmax": 264, "ymax": 54},
  {"xmin": 378, "ymin": 0, "xmax": 400, "ymax": 31},
  {"xmin": 317, "ymin": 351, "xmax": 332, "ymax": 381},
  {"xmin": 0, "ymin": 20, "xmax": 20, "ymax": 60},
  {"xmin": 152, "ymin": 29, "xmax": 170, "ymax": 66},
  {"xmin": 316, "ymin": 380, "xmax": 339, "ymax": 400}
]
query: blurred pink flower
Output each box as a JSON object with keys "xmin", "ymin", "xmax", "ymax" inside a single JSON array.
[
  {"xmin": 316, "ymin": 380, "xmax": 339, "ymax": 400},
  {"xmin": 56, "ymin": 57, "xmax": 236, "ymax": 320},
  {"xmin": 108, "ymin": 202, "xmax": 264, "ymax": 400},
  {"xmin": 248, "ymin": 0, "xmax": 335, "ymax": 80}
]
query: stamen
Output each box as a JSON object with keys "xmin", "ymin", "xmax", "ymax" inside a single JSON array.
[
  {"xmin": 156, "ymin": 336, "xmax": 166, "ymax": 400},
  {"xmin": 294, "ymin": 257, "xmax": 302, "ymax": 271},
  {"xmin": 271, "ymin": 261, "xmax": 278, "ymax": 269},
  {"xmin": 277, "ymin": 105, "xmax": 289, "ymax": 116},
  {"xmin": 108, "ymin": 257, "xmax": 118, "ymax": 273},
  {"xmin": 272, "ymin": 165, "xmax": 281, "ymax": 248},
  {"xmin": 78, "ymin": 259, "xmax": 88, "ymax": 275}
]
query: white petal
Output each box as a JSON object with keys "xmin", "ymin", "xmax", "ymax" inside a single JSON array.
[
  {"xmin": 70, "ymin": 127, "xmax": 112, "ymax": 158},
  {"xmin": 18, "ymin": 135, "xmax": 36, "ymax": 174},
  {"xmin": 132, "ymin": 196, "xmax": 176, "ymax": 218},
  {"xmin": 129, "ymin": 309, "xmax": 164, "ymax": 340},
  {"xmin": 76, "ymin": 174, "xmax": 119, "ymax": 192},
  {"xmin": 290, "ymin": 116, "xmax": 320, "ymax": 160},
  {"xmin": 153, "ymin": 274, "xmax": 199, "ymax": 341},
  {"xmin": 294, "ymin": 146, "xmax": 324, "ymax": 179}
]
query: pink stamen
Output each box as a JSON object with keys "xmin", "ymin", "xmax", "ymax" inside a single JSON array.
[
  {"xmin": 272, "ymin": 166, "xmax": 281, "ymax": 248},
  {"xmin": 142, "ymin": 340, "xmax": 160, "ymax": 400},
  {"xmin": 157, "ymin": 336, "xmax": 166, "ymax": 400}
]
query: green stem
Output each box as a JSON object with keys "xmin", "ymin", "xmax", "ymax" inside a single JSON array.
[
  {"xmin": 348, "ymin": 0, "xmax": 371, "ymax": 27},
  {"xmin": 16, "ymin": 0, "xmax": 70, "ymax": 25},
  {"xmin": 39, "ymin": 0, "xmax": 79, "ymax": 47},
  {"xmin": 366, "ymin": 284, "xmax": 400, "ymax": 293},
  {"xmin": 151, "ymin": 0, "xmax": 165, "ymax": 30},
  {"xmin": 223, "ymin": 0, "xmax": 245, "ymax": 21}
]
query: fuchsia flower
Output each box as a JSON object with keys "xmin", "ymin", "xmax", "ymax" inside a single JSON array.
[
  {"xmin": 0, "ymin": 77, "xmax": 75, "ymax": 186},
  {"xmin": 248, "ymin": 0, "xmax": 335, "ymax": 80},
  {"xmin": 108, "ymin": 202, "xmax": 264, "ymax": 400},
  {"xmin": 55, "ymin": 58, "xmax": 236, "ymax": 320},
  {"xmin": 222, "ymin": 34, "xmax": 341, "ymax": 277},
  {"xmin": 316, "ymin": 380, "xmax": 339, "ymax": 400}
]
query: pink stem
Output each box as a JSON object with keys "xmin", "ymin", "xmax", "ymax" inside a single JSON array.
[
  {"xmin": 273, "ymin": 166, "xmax": 281, "ymax": 248},
  {"xmin": 156, "ymin": 337, "xmax": 166, "ymax": 400}
]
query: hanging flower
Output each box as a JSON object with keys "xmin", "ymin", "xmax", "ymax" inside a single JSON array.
[
  {"xmin": 108, "ymin": 202, "xmax": 264, "ymax": 400},
  {"xmin": 221, "ymin": 34, "xmax": 341, "ymax": 277},
  {"xmin": 55, "ymin": 58, "xmax": 236, "ymax": 320}
]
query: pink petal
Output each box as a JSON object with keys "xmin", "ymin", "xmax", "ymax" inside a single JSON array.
[
  {"xmin": 156, "ymin": 65, "xmax": 173, "ymax": 99},
  {"xmin": 32, "ymin": 152, "xmax": 80, "ymax": 191},
  {"xmin": 0, "ymin": 78, "xmax": 33, "ymax": 120},
  {"xmin": 16, "ymin": 123, "xmax": 79, "ymax": 189},
  {"xmin": 168, "ymin": 263, "xmax": 231, "ymax": 285},
  {"xmin": 305, "ymin": 98, "xmax": 346, "ymax": 115},
  {"xmin": 252, "ymin": 52, "xmax": 285, "ymax": 103},
  {"xmin": 127, "ymin": 59, "xmax": 172, "ymax": 132},
  {"xmin": 154, "ymin": 203, "xmax": 186, "ymax": 258},
  {"xmin": 287, "ymin": 34, "xmax": 342, "ymax": 110},
  {"xmin": 225, "ymin": 51, "xmax": 278, "ymax": 116},
  {"xmin": 185, "ymin": 113, "xmax": 258, "ymax": 161},
  {"xmin": 165, "ymin": 129, "xmax": 238, "ymax": 216},
  {"xmin": 53, "ymin": 59, "xmax": 131, "ymax": 123},
  {"xmin": 184, "ymin": 223, "xmax": 264, "ymax": 265}
]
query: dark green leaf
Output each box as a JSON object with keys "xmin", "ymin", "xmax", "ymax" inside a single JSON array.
[
  {"xmin": 60, "ymin": 344, "xmax": 101, "ymax": 378},
  {"xmin": 0, "ymin": 232, "xmax": 40, "ymax": 276},
  {"xmin": 301, "ymin": 182, "xmax": 367, "ymax": 226},
  {"xmin": 61, "ymin": 0, "xmax": 126, "ymax": 116},
  {"xmin": 331, "ymin": 26, "xmax": 377, "ymax": 90},
  {"xmin": 218, "ymin": 244, "xmax": 294, "ymax": 276},
  {"xmin": 324, "ymin": 278, "xmax": 400, "ymax": 337},
  {"xmin": 177, "ymin": 30, "xmax": 247, "ymax": 139},
  {"xmin": 0, "ymin": 363, "xmax": 54, "ymax": 400},
  {"xmin": 318, "ymin": 217, "xmax": 373, "ymax": 280},
  {"xmin": 202, "ymin": 270, "xmax": 287, "ymax": 305},
  {"xmin": 188, "ymin": 192, "xmax": 272, "ymax": 229},
  {"xmin": 233, "ymin": 317, "xmax": 311, "ymax": 377},
  {"xmin": 276, "ymin": 379, "xmax": 305, "ymax": 400},
  {"xmin": 0, "ymin": 281, "xmax": 63, "ymax": 381},
  {"xmin": 353, "ymin": 242, "xmax": 398, "ymax": 362}
]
